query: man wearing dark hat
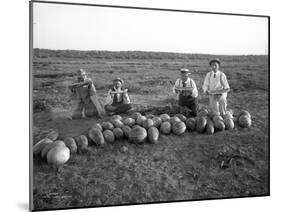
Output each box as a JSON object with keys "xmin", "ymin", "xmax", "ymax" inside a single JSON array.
[
  {"xmin": 105, "ymin": 77, "xmax": 132, "ymax": 115},
  {"xmin": 202, "ymin": 58, "xmax": 230, "ymax": 116},
  {"xmin": 173, "ymin": 68, "xmax": 199, "ymax": 116}
]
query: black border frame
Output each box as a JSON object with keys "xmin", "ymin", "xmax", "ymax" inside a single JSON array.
[{"xmin": 29, "ymin": 1, "xmax": 270, "ymax": 211}]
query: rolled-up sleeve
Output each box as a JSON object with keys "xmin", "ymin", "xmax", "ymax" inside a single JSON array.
[
  {"xmin": 221, "ymin": 73, "xmax": 230, "ymax": 89},
  {"xmin": 123, "ymin": 92, "xmax": 131, "ymax": 104},
  {"xmin": 202, "ymin": 73, "xmax": 210, "ymax": 93},
  {"xmin": 191, "ymin": 79, "xmax": 198, "ymax": 98}
]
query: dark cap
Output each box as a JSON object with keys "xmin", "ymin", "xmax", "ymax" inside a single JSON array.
[
  {"xmin": 209, "ymin": 58, "xmax": 221, "ymax": 66},
  {"xmin": 113, "ymin": 77, "xmax": 124, "ymax": 84},
  {"xmin": 180, "ymin": 68, "xmax": 191, "ymax": 74}
]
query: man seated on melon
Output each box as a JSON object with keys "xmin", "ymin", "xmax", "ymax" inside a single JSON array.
[
  {"xmin": 105, "ymin": 78, "xmax": 132, "ymax": 115},
  {"xmin": 202, "ymin": 58, "xmax": 230, "ymax": 116},
  {"xmin": 173, "ymin": 69, "xmax": 199, "ymax": 117}
]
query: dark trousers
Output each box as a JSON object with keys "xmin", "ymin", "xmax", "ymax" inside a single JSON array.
[
  {"xmin": 179, "ymin": 94, "xmax": 198, "ymax": 117},
  {"xmin": 105, "ymin": 103, "xmax": 132, "ymax": 114}
]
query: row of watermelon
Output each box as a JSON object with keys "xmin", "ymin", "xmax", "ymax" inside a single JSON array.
[{"xmin": 33, "ymin": 110, "xmax": 252, "ymax": 166}]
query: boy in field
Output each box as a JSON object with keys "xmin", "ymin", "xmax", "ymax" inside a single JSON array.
[
  {"xmin": 202, "ymin": 58, "xmax": 230, "ymax": 116},
  {"xmin": 173, "ymin": 68, "xmax": 199, "ymax": 117},
  {"xmin": 69, "ymin": 69, "xmax": 101, "ymax": 119},
  {"xmin": 105, "ymin": 78, "xmax": 132, "ymax": 115}
]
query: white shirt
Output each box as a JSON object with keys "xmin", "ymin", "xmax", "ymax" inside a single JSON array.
[
  {"xmin": 202, "ymin": 70, "xmax": 230, "ymax": 93},
  {"xmin": 105, "ymin": 87, "xmax": 131, "ymax": 105},
  {"xmin": 173, "ymin": 78, "xmax": 198, "ymax": 98}
]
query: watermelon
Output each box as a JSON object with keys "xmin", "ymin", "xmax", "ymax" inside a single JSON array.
[
  {"xmin": 152, "ymin": 116, "xmax": 162, "ymax": 128},
  {"xmin": 46, "ymin": 130, "xmax": 59, "ymax": 141},
  {"xmin": 41, "ymin": 140, "xmax": 66, "ymax": 159},
  {"xmin": 63, "ymin": 137, "xmax": 77, "ymax": 153},
  {"xmin": 160, "ymin": 121, "xmax": 172, "ymax": 134},
  {"xmin": 76, "ymin": 135, "xmax": 88, "ymax": 150},
  {"xmin": 142, "ymin": 119, "xmax": 154, "ymax": 130},
  {"xmin": 147, "ymin": 127, "xmax": 160, "ymax": 143},
  {"xmin": 88, "ymin": 128, "xmax": 105, "ymax": 146},
  {"xmin": 47, "ymin": 146, "xmax": 70, "ymax": 166},
  {"xmin": 213, "ymin": 115, "xmax": 224, "ymax": 123},
  {"xmin": 123, "ymin": 117, "xmax": 135, "ymax": 127},
  {"xmin": 113, "ymin": 127, "xmax": 124, "ymax": 140},
  {"xmin": 224, "ymin": 118, "xmax": 235, "ymax": 130},
  {"xmin": 121, "ymin": 125, "xmax": 132, "ymax": 138},
  {"xmin": 146, "ymin": 114, "xmax": 155, "ymax": 119},
  {"xmin": 111, "ymin": 119, "xmax": 124, "ymax": 128},
  {"xmin": 237, "ymin": 110, "xmax": 251, "ymax": 119},
  {"xmin": 185, "ymin": 118, "xmax": 196, "ymax": 131},
  {"xmin": 160, "ymin": 114, "xmax": 170, "ymax": 122},
  {"xmin": 131, "ymin": 112, "xmax": 142, "ymax": 120},
  {"xmin": 136, "ymin": 116, "xmax": 147, "ymax": 126},
  {"xmin": 102, "ymin": 121, "xmax": 114, "ymax": 131},
  {"xmin": 111, "ymin": 114, "xmax": 122, "ymax": 121},
  {"xmin": 91, "ymin": 123, "xmax": 103, "ymax": 131},
  {"xmin": 238, "ymin": 115, "xmax": 252, "ymax": 128},
  {"xmin": 169, "ymin": 116, "xmax": 181, "ymax": 125},
  {"xmin": 129, "ymin": 126, "xmax": 147, "ymax": 144},
  {"xmin": 174, "ymin": 114, "xmax": 187, "ymax": 122},
  {"xmin": 206, "ymin": 118, "xmax": 215, "ymax": 134},
  {"xmin": 196, "ymin": 116, "xmax": 207, "ymax": 133},
  {"xmin": 172, "ymin": 121, "xmax": 186, "ymax": 135},
  {"xmin": 33, "ymin": 138, "xmax": 53, "ymax": 155},
  {"xmin": 198, "ymin": 108, "xmax": 209, "ymax": 117},
  {"xmin": 214, "ymin": 120, "xmax": 225, "ymax": 131},
  {"xmin": 103, "ymin": 130, "xmax": 115, "ymax": 143}
]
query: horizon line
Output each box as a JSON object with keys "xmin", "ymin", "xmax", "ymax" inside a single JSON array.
[{"xmin": 33, "ymin": 48, "xmax": 268, "ymax": 57}]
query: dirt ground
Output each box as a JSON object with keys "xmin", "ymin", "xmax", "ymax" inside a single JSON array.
[{"xmin": 32, "ymin": 50, "xmax": 269, "ymax": 210}]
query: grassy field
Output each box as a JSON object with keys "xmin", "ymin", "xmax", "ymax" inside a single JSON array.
[{"xmin": 32, "ymin": 49, "xmax": 269, "ymax": 210}]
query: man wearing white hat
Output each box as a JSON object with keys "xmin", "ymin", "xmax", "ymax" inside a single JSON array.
[
  {"xmin": 202, "ymin": 58, "xmax": 230, "ymax": 116},
  {"xmin": 173, "ymin": 68, "xmax": 199, "ymax": 116}
]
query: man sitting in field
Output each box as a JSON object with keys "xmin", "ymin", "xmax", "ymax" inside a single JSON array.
[
  {"xmin": 69, "ymin": 69, "xmax": 100, "ymax": 119},
  {"xmin": 173, "ymin": 68, "xmax": 199, "ymax": 117},
  {"xmin": 202, "ymin": 58, "xmax": 230, "ymax": 116},
  {"xmin": 105, "ymin": 78, "xmax": 132, "ymax": 115}
]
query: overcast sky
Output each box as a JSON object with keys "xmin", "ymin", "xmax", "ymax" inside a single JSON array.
[{"xmin": 33, "ymin": 2, "xmax": 268, "ymax": 55}]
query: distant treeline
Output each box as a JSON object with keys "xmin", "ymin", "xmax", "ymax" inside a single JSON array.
[{"xmin": 33, "ymin": 48, "xmax": 268, "ymax": 62}]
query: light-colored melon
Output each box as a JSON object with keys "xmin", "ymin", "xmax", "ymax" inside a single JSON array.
[
  {"xmin": 111, "ymin": 114, "xmax": 123, "ymax": 121},
  {"xmin": 47, "ymin": 146, "xmax": 70, "ymax": 166},
  {"xmin": 91, "ymin": 123, "xmax": 103, "ymax": 131},
  {"xmin": 224, "ymin": 118, "xmax": 235, "ymax": 130},
  {"xmin": 147, "ymin": 127, "xmax": 160, "ymax": 143},
  {"xmin": 206, "ymin": 118, "xmax": 215, "ymax": 134},
  {"xmin": 41, "ymin": 140, "xmax": 66, "ymax": 159}
]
